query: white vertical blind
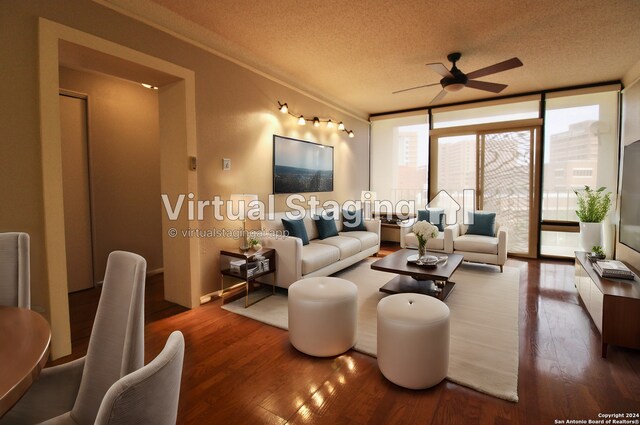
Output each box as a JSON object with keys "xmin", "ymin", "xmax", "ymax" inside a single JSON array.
[{"xmin": 370, "ymin": 114, "xmax": 429, "ymax": 210}]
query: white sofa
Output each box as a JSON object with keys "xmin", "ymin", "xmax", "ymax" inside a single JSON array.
[
  {"xmin": 261, "ymin": 211, "xmax": 381, "ymax": 288},
  {"xmin": 400, "ymin": 218, "xmax": 508, "ymax": 272}
]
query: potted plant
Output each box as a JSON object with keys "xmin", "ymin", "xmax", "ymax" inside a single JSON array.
[
  {"xmin": 248, "ymin": 237, "xmax": 262, "ymax": 251},
  {"xmin": 590, "ymin": 245, "xmax": 606, "ymax": 260},
  {"xmin": 574, "ymin": 186, "xmax": 612, "ymax": 252}
]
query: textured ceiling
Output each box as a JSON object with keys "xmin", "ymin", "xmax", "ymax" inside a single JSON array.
[{"xmin": 101, "ymin": 0, "xmax": 640, "ymax": 117}]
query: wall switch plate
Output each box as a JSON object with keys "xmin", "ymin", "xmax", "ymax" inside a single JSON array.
[{"xmin": 223, "ymin": 158, "xmax": 231, "ymax": 171}]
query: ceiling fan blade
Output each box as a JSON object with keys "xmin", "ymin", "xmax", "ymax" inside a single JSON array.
[
  {"xmin": 392, "ymin": 82, "xmax": 440, "ymax": 94},
  {"xmin": 466, "ymin": 80, "xmax": 508, "ymax": 93},
  {"xmin": 429, "ymin": 89, "xmax": 448, "ymax": 104},
  {"xmin": 465, "ymin": 57, "xmax": 523, "ymax": 79},
  {"xmin": 426, "ymin": 62, "xmax": 454, "ymax": 78}
]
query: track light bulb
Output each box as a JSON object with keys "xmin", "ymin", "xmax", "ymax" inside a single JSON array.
[
  {"xmin": 279, "ymin": 102, "xmax": 288, "ymax": 113},
  {"xmin": 313, "ymin": 117, "xmax": 320, "ymax": 127},
  {"xmin": 327, "ymin": 120, "xmax": 334, "ymax": 128},
  {"xmin": 348, "ymin": 131, "xmax": 355, "ymax": 138},
  {"xmin": 338, "ymin": 122, "xmax": 345, "ymax": 131},
  {"xmin": 298, "ymin": 115, "xmax": 306, "ymax": 125}
]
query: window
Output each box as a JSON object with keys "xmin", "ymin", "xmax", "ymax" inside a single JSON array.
[
  {"xmin": 370, "ymin": 114, "xmax": 429, "ymax": 209},
  {"xmin": 572, "ymin": 169, "xmax": 593, "ymax": 177},
  {"xmin": 540, "ymin": 88, "xmax": 619, "ymax": 257}
]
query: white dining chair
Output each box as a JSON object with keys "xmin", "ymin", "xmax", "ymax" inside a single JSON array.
[
  {"xmin": 0, "ymin": 232, "xmax": 30, "ymax": 309},
  {"xmin": 2, "ymin": 251, "xmax": 146, "ymax": 425},
  {"xmin": 94, "ymin": 331, "xmax": 185, "ymax": 425}
]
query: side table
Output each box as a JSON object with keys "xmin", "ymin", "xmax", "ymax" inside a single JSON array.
[{"xmin": 220, "ymin": 248, "xmax": 276, "ymax": 307}]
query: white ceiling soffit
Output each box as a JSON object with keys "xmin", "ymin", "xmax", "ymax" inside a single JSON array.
[{"xmin": 98, "ymin": 0, "xmax": 640, "ymax": 117}]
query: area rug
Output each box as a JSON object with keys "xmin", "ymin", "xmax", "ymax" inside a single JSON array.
[{"xmin": 222, "ymin": 259, "xmax": 520, "ymax": 402}]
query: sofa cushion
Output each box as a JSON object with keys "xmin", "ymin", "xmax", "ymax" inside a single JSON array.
[
  {"xmin": 339, "ymin": 231, "xmax": 378, "ymax": 250},
  {"xmin": 313, "ymin": 213, "xmax": 339, "ymax": 240},
  {"xmin": 342, "ymin": 209, "xmax": 367, "ymax": 232},
  {"xmin": 314, "ymin": 236, "xmax": 361, "ymax": 259},
  {"xmin": 417, "ymin": 208, "xmax": 445, "ymax": 231},
  {"xmin": 281, "ymin": 218, "xmax": 309, "ymax": 245},
  {"xmin": 466, "ymin": 211, "xmax": 496, "ymax": 237},
  {"xmin": 454, "ymin": 234, "xmax": 499, "ymax": 254},
  {"xmin": 404, "ymin": 232, "xmax": 444, "ymax": 251},
  {"xmin": 301, "ymin": 243, "xmax": 340, "ymax": 275}
]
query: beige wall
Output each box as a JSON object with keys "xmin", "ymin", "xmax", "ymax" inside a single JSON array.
[
  {"xmin": 59, "ymin": 67, "xmax": 164, "ymax": 280},
  {"xmin": 0, "ymin": 0, "xmax": 370, "ymax": 345},
  {"xmin": 617, "ymin": 75, "xmax": 640, "ymax": 267}
]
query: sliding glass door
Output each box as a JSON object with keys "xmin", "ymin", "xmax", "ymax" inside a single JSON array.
[
  {"xmin": 479, "ymin": 128, "xmax": 539, "ymax": 256},
  {"xmin": 431, "ymin": 124, "xmax": 540, "ymax": 257}
]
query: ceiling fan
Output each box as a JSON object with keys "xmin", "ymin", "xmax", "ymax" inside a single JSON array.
[{"xmin": 393, "ymin": 52, "xmax": 523, "ymax": 104}]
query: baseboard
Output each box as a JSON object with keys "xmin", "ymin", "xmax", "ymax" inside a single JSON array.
[
  {"xmin": 147, "ymin": 267, "xmax": 164, "ymax": 277},
  {"xmin": 94, "ymin": 267, "xmax": 163, "ymax": 288},
  {"xmin": 200, "ymin": 290, "xmax": 222, "ymax": 305}
]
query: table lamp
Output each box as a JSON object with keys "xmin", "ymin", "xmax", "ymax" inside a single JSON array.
[
  {"xmin": 230, "ymin": 193, "xmax": 258, "ymax": 251},
  {"xmin": 361, "ymin": 190, "xmax": 377, "ymax": 219}
]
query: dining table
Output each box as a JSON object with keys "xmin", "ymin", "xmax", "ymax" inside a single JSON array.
[{"xmin": 0, "ymin": 306, "xmax": 51, "ymax": 418}]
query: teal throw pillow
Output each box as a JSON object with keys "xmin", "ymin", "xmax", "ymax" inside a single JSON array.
[
  {"xmin": 313, "ymin": 213, "xmax": 338, "ymax": 239},
  {"xmin": 466, "ymin": 211, "xmax": 496, "ymax": 237},
  {"xmin": 342, "ymin": 209, "xmax": 367, "ymax": 232},
  {"xmin": 281, "ymin": 218, "xmax": 310, "ymax": 245},
  {"xmin": 416, "ymin": 209, "xmax": 445, "ymax": 232}
]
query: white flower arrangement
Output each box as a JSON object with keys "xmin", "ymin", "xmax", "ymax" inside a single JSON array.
[{"xmin": 413, "ymin": 220, "xmax": 439, "ymax": 241}]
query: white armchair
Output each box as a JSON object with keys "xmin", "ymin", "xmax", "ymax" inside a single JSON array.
[
  {"xmin": 449, "ymin": 223, "xmax": 508, "ymax": 272},
  {"xmin": 399, "ymin": 218, "xmax": 451, "ymax": 253}
]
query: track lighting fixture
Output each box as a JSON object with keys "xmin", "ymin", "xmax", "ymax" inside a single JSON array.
[{"xmin": 276, "ymin": 101, "xmax": 354, "ymax": 138}]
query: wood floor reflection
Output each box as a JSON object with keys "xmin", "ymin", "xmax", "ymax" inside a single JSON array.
[{"xmin": 52, "ymin": 244, "xmax": 640, "ymax": 424}]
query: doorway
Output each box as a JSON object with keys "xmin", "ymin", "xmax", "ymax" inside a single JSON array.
[
  {"xmin": 39, "ymin": 19, "xmax": 201, "ymax": 359},
  {"xmin": 430, "ymin": 125, "xmax": 541, "ymax": 257}
]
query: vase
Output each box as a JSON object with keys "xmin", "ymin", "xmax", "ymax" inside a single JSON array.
[
  {"xmin": 579, "ymin": 222, "xmax": 602, "ymax": 252},
  {"xmin": 418, "ymin": 241, "xmax": 426, "ymax": 260}
]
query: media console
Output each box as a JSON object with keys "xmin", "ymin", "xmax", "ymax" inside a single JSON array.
[{"xmin": 574, "ymin": 251, "xmax": 640, "ymax": 358}]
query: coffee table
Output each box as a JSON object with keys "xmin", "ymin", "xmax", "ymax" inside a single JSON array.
[{"xmin": 371, "ymin": 249, "xmax": 463, "ymax": 301}]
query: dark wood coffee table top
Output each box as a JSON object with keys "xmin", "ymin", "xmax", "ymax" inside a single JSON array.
[
  {"xmin": 371, "ymin": 250, "xmax": 464, "ymax": 301},
  {"xmin": 371, "ymin": 249, "xmax": 463, "ymax": 281}
]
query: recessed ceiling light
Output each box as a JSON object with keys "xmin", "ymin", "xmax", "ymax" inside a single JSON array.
[{"xmin": 141, "ymin": 83, "xmax": 159, "ymax": 90}]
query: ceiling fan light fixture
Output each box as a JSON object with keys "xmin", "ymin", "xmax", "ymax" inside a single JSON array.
[{"xmin": 444, "ymin": 82, "xmax": 465, "ymax": 92}]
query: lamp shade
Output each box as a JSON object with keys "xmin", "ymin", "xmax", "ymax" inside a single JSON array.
[
  {"xmin": 361, "ymin": 191, "xmax": 377, "ymax": 203},
  {"xmin": 230, "ymin": 194, "xmax": 258, "ymax": 220}
]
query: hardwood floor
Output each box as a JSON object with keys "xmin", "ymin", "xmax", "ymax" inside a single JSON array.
[{"xmin": 51, "ymin": 244, "xmax": 640, "ymax": 424}]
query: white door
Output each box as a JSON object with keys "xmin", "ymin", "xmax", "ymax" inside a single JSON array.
[{"xmin": 60, "ymin": 94, "xmax": 95, "ymax": 292}]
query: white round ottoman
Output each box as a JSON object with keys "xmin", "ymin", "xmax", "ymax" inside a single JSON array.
[
  {"xmin": 377, "ymin": 293, "xmax": 450, "ymax": 389},
  {"xmin": 288, "ymin": 277, "xmax": 358, "ymax": 357}
]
